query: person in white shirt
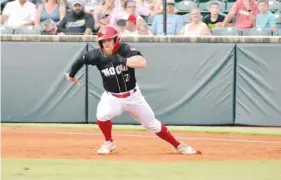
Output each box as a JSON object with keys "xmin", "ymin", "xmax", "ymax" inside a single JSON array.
[
  {"xmin": 1, "ymin": 0, "xmax": 36, "ymax": 27},
  {"xmin": 178, "ymin": 8, "xmax": 210, "ymax": 37}
]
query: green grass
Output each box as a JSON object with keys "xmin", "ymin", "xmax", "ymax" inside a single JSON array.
[
  {"xmin": 2, "ymin": 159, "xmax": 281, "ymax": 180},
  {"xmin": 2, "ymin": 123, "xmax": 281, "ymax": 136}
]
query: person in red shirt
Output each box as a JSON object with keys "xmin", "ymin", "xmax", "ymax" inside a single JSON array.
[{"xmin": 222, "ymin": 0, "xmax": 259, "ymax": 29}]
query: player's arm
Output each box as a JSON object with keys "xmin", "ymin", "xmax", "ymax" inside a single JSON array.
[
  {"xmin": 222, "ymin": 3, "xmax": 237, "ymax": 27},
  {"xmin": 66, "ymin": 50, "xmax": 97, "ymax": 84},
  {"xmin": 68, "ymin": 55, "xmax": 85, "ymax": 78},
  {"xmin": 126, "ymin": 55, "xmax": 147, "ymax": 68},
  {"xmin": 118, "ymin": 45, "xmax": 147, "ymax": 68},
  {"xmin": 65, "ymin": 54, "xmax": 85, "ymax": 85}
]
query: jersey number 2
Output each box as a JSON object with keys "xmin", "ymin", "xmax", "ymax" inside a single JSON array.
[{"xmin": 124, "ymin": 74, "xmax": 130, "ymax": 82}]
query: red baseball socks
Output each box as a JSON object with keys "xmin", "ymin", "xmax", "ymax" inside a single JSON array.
[
  {"xmin": 97, "ymin": 121, "xmax": 180, "ymax": 148},
  {"xmin": 97, "ymin": 120, "xmax": 113, "ymax": 142},
  {"xmin": 156, "ymin": 123, "xmax": 180, "ymax": 148}
]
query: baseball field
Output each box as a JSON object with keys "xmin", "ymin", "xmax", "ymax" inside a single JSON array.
[{"xmin": 2, "ymin": 123, "xmax": 281, "ymax": 180}]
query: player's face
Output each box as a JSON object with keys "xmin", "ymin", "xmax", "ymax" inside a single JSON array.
[
  {"xmin": 102, "ymin": 38, "xmax": 115, "ymax": 54},
  {"xmin": 210, "ymin": 4, "xmax": 219, "ymax": 15}
]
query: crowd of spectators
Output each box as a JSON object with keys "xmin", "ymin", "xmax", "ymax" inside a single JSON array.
[{"xmin": 0, "ymin": 0, "xmax": 280, "ymax": 36}]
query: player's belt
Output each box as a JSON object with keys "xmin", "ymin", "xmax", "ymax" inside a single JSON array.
[{"xmin": 110, "ymin": 88, "xmax": 137, "ymax": 98}]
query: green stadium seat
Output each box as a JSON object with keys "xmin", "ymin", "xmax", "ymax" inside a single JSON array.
[
  {"xmin": 175, "ymin": 0, "xmax": 198, "ymax": 13},
  {"xmin": 225, "ymin": 2, "xmax": 235, "ymax": 12},
  {"xmin": 241, "ymin": 27, "xmax": 273, "ymax": 36},
  {"xmin": 14, "ymin": 26, "xmax": 41, "ymax": 35},
  {"xmin": 198, "ymin": 0, "xmax": 226, "ymax": 12},
  {"xmin": 211, "ymin": 27, "xmax": 241, "ymax": 36},
  {"xmin": 0, "ymin": 26, "xmax": 14, "ymax": 35},
  {"xmin": 147, "ymin": 15, "xmax": 154, "ymax": 26},
  {"xmin": 269, "ymin": 0, "xmax": 281, "ymax": 12},
  {"xmin": 182, "ymin": 13, "xmax": 191, "ymax": 23},
  {"xmin": 274, "ymin": 28, "xmax": 281, "ymax": 35},
  {"xmin": 274, "ymin": 12, "xmax": 281, "ymax": 28},
  {"xmin": 194, "ymin": 0, "xmax": 211, "ymax": 3}
]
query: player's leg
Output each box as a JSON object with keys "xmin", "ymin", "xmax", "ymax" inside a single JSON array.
[
  {"xmin": 96, "ymin": 92, "xmax": 124, "ymax": 154},
  {"xmin": 125, "ymin": 89, "xmax": 201, "ymax": 155}
]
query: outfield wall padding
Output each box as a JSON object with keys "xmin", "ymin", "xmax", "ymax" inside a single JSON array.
[
  {"xmin": 1, "ymin": 42, "xmax": 86, "ymax": 122},
  {"xmin": 235, "ymin": 44, "xmax": 281, "ymax": 126},
  {"xmin": 1, "ymin": 40, "xmax": 281, "ymax": 126}
]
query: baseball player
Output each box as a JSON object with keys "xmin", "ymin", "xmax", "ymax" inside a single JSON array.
[{"xmin": 65, "ymin": 25, "xmax": 202, "ymax": 155}]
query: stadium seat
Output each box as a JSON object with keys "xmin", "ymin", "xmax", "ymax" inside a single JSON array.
[
  {"xmin": 272, "ymin": 28, "xmax": 281, "ymax": 35},
  {"xmin": 268, "ymin": 0, "xmax": 281, "ymax": 12},
  {"xmin": 14, "ymin": 26, "xmax": 41, "ymax": 35},
  {"xmin": 147, "ymin": 16, "xmax": 154, "ymax": 26},
  {"xmin": 194, "ymin": 0, "xmax": 210, "ymax": 3},
  {"xmin": 175, "ymin": 0, "xmax": 198, "ymax": 13},
  {"xmin": 198, "ymin": 0, "xmax": 226, "ymax": 12},
  {"xmin": 274, "ymin": 12, "xmax": 281, "ymax": 28},
  {"xmin": 0, "ymin": 26, "xmax": 14, "ymax": 35},
  {"xmin": 241, "ymin": 28, "xmax": 273, "ymax": 36},
  {"xmin": 225, "ymin": 2, "xmax": 234, "ymax": 13},
  {"xmin": 211, "ymin": 27, "xmax": 241, "ymax": 36},
  {"xmin": 182, "ymin": 13, "xmax": 191, "ymax": 23},
  {"xmin": 276, "ymin": 28, "xmax": 281, "ymax": 35}
]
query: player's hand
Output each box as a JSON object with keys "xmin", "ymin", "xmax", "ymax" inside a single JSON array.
[{"xmin": 65, "ymin": 72, "xmax": 81, "ymax": 86}]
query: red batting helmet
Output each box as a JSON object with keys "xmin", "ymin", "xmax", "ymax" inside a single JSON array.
[{"xmin": 97, "ymin": 25, "xmax": 121, "ymax": 54}]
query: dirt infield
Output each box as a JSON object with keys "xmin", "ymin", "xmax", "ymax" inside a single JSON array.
[{"xmin": 2, "ymin": 127, "xmax": 281, "ymax": 162}]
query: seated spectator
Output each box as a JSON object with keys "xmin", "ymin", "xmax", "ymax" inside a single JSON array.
[
  {"xmin": 136, "ymin": 0, "xmax": 150, "ymax": 17},
  {"xmin": 138, "ymin": 22, "xmax": 153, "ymax": 35},
  {"xmin": 151, "ymin": 0, "xmax": 183, "ymax": 35},
  {"xmin": 222, "ymin": 0, "xmax": 259, "ymax": 29},
  {"xmin": 116, "ymin": 18, "xmax": 126, "ymax": 33},
  {"xmin": 149, "ymin": 0, "xmax": 178, "ymax": 16},
  {"xmin": 94, "ymin": 0, "xmax": 114, "ymax": 29},
  {"xmin": 178, "ymin": 8, "xmax": 210, "ymax": 36},
  {"xmin": 203, "ymin": 1, "xmax": 225, "ymax": 30},
  {"xmin": 58, "ymin": 0, "xmax": 94, "ymax": 35},
  {"xmin": 40, "ymin": 18, "xmax": 65, "ymax": 34},
  {"xmin": 110, "ymin": 0, "xmax": 145, "ymax": 27},
  {"xmin": 1, "ymin": 0, "xmax": 36, "ymax": 27},
  {"xmin": 256, "ymin": 0, "xmax": 276, "ymax": 31},
  {"xmin": 120, "ymin": 13, "xmax": 152, "ymax": 36},
  {"xmin": 122, "ymin": 13, "xmax": 138, "ymax": 35},
  {"xmin": 95, "ymin": 12, "xmax": 110, "ymax": 31},
  {"xmin": 34, "ymin": 0, "xmax": 66, "ymax": 27}
]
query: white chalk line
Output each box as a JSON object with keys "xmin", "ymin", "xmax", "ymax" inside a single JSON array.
[{"xmin": 2, "ymin": 129, "xmax": 281, "ymax": 144}]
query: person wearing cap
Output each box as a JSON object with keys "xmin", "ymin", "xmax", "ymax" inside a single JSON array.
[
  {"xmin": 93, "ymin": 0, "xmax": 114, "ymax": 31},
  {"xmin": 40, "ymin": 18, "xmax": 66, "ymax": 35},
  {"xmin": 110, "ymin": 0, "xmax": 145, "ymax": 27},
  {"xmin": 94, "ymin": 12, "xmax": 110, "ymax": 32},
  {"xmin": 57, "ymin": 0, "xmax": 95, "ymax": 35},
  {"xmin": 116, "ymin": 18, "xmax": 127, "ymax": 33},
  {"xmin": 123, "ymin": 13, "xmax": 139, "ymax": 35},
  {"xmin": 151, "ymin": 0, "xmax": 184, "ymax": 35}
]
